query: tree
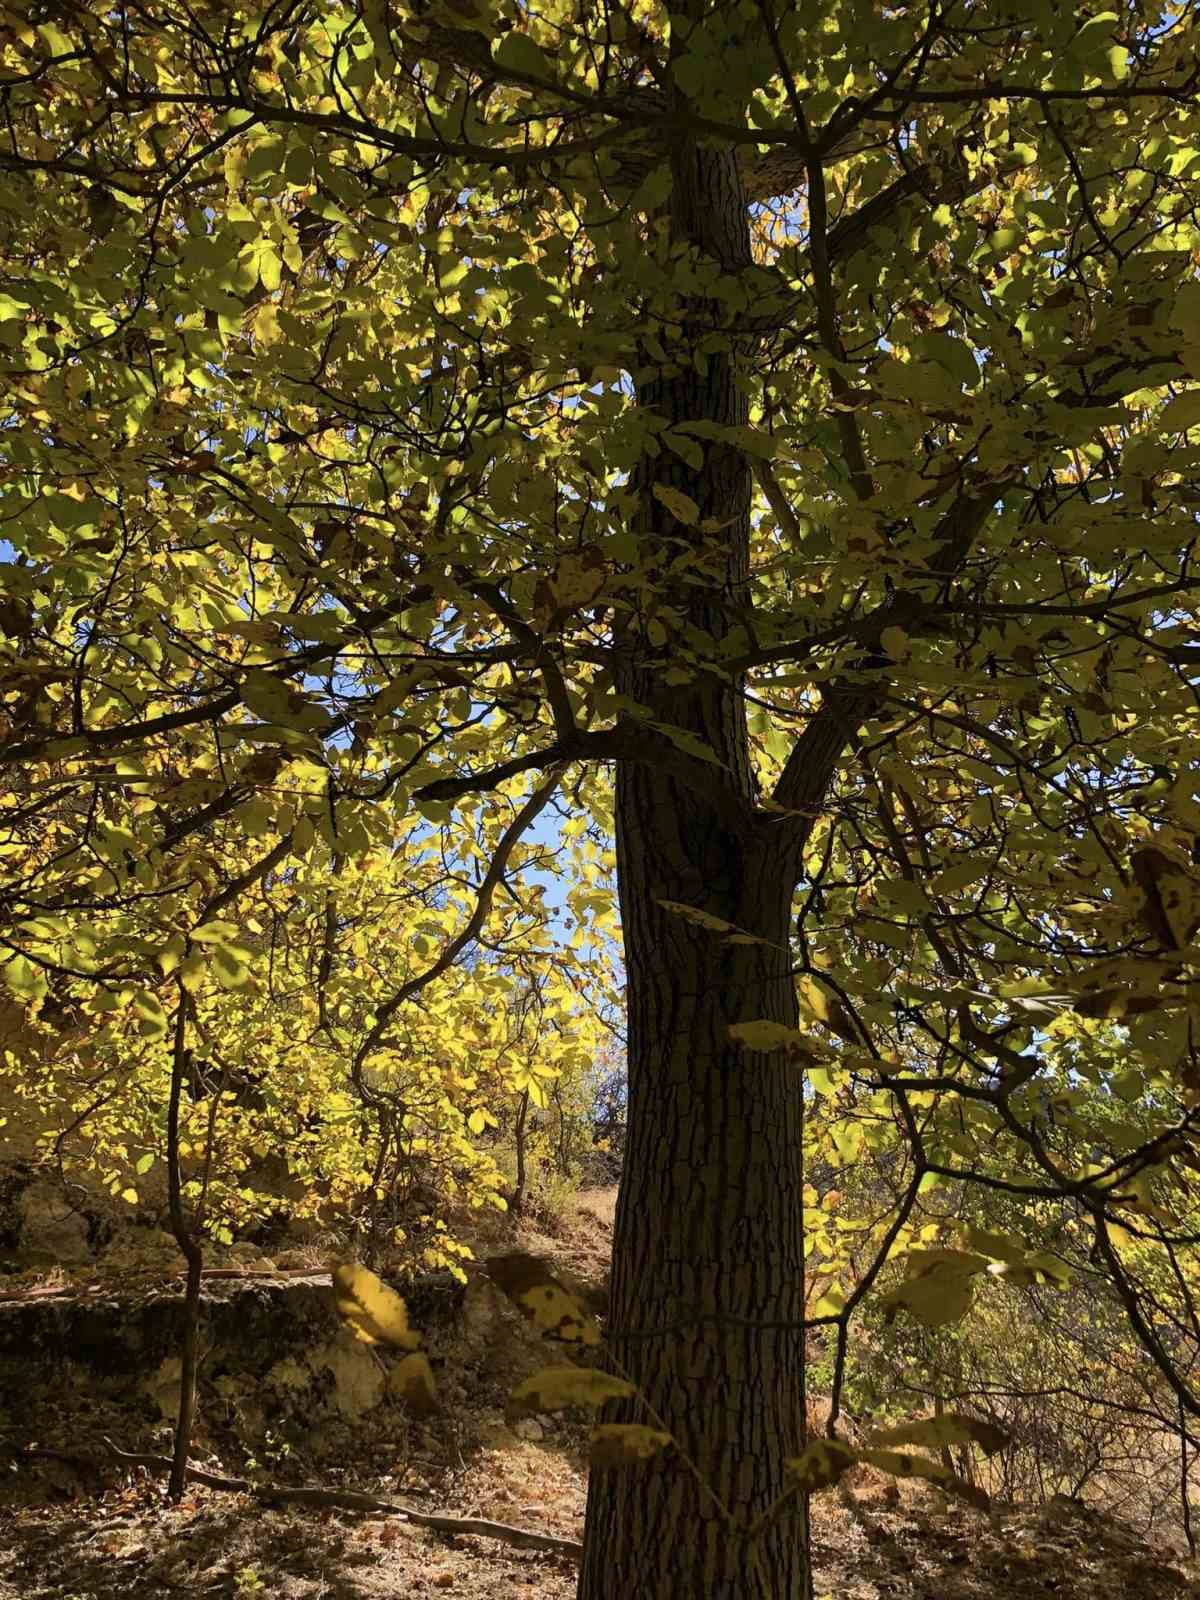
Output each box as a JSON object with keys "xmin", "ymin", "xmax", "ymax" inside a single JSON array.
[
  {"xmin": 0, "ymin": 789, "xmax": 613, "ymax": 1259},
  {"xmin": 2, "ymin": 2, "xmax": 1200, "ymax": 1594}
]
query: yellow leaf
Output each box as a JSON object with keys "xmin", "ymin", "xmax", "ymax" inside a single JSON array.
[
  {"xmin": 510, "ymin": 1365, "xmax": 634, "ymax": 1414},
  {"xmin": 987, "ymin": 1252, "xmax": 1072, "ymax": 1290},
  {"xmin": 879, "ymin": 1249, "xmax": 988, "ymax": 1329},
  {"xmin": 252, "ymin": 301, "xmax": 282, "ymax": 347},
  {"xmin": 868, "ymin": 1414, "xmax": 1008, "ymax": 1457},
  {"xmin": 651, "ymin": 484, "xmax": 700, "ymax": 525},
  {"xmin": 589, "ymin": 1424, "xmax": 672, "ymax": 1466},
  {"xmin": 858, "ymin": 1447, "xmax": 989, "ymax": 1509},
  {"xmin": 483, "ymin": 1252, "xmax": 601, "ymax": 1346},
  {"xmin": 548, "ymin": 548, "xmax": 605, "ymax": 610},
  {"xmin": 812, "ymin": 1286, "xmax": 846, "ymax": 1317},
  {"xmin": 656, "ymin": 899, "xmax": 739, "ymax": 933},
  {"xmin": 880, "ymin": 625, "xmax": 910, "ymax": 661},
  {"xmin": 797, "ymin": 975, "xmax": 859, "ymax": 1045},
  {"xmin": 656, "ymin": 899, "xmax": 778, "ymax": 946},
  {"xmin": 388, "ymin": 1351, "xmax": 439, "ymax": 1414},
  {"xmin": 332, "ymin": 1261, "xmax": 421, "ymax": 1349},
  {"xmin": 785, "ymin": 1438, "xmax": 858, "ymax": 1490},
  {"xmin": 963, "ymin": 1226, "xmax": 1026, "ymax": 1265},
  {"xmin": 728, "ymin": 1020, "xmax": 824, "ymax": 1059}
]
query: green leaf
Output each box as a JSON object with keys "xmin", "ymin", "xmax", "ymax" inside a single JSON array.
[
  {"xmin": 913, "ymin": 331, "xmax": 979, "ymax": 390},
  {"xmin": 648, "ymin": 721, "xmax": 725, "ymax": 767},
  {"xmin": 1160, "ymin": 391, "xmax": 1200, "ymax": 432},
  {"xmin": 491, "ymin": 30, "xmax": 552, "ymax": 80},
  {"xmin": 931, "ymin": 860, "xmax": 988, "ymax": 895}
]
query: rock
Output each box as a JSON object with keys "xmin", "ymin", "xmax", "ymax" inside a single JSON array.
[
  {"xmin": 0, "ymin": 1266, "xmax": 468, "ymax": 1451},
  {"xmin": 16, "ymin": 1179, "xmax": 91, "ymax": 1264},
  {"xmin": 513, "ymin": 1418, "xmax": 544, "ymax": 1442},
  {"xmin": 313, "ymin": 1330, "xmax": 387, "ymax": 1418},
  {"xmin": 143, "ymin": 1356, "xmax": 184, "ymax": 1420},
  {"xmin": 264, "ymin": 1355, "xmax": 311, "ymax": 1394},
  {"xmin": 97, "ymin": 1228, "xmax": 180, "ymax": 1274}
]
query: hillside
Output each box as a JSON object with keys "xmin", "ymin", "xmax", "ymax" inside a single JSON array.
[{"xmin": 1, "ymin": 1187, "xmax": 1194, "ymax": 1600}]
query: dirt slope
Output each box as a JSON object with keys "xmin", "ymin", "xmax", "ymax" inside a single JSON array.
[{"xmin": 1, "ymin": 1187, "xmax": 1194, "ymax": 1598}]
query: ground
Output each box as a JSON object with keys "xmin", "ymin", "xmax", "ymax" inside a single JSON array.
[
  {"xmin": 2, "ymin": 1454, "xmax": 1195, "ymax": 1600},
  {"xmin": 1, "ymin": 1186, "xmax": 1196, "ymax": 1598}
]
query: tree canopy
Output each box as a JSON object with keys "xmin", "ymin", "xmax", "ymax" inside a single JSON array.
[{"xmin": 3, "ymin": 1, "xmax": 1200, "ymax": 1594}]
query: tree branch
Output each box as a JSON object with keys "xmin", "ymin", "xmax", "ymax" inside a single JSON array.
[{"xmin": 16, "ymin": 1438, "xmax": 582, "ymax": 1558}]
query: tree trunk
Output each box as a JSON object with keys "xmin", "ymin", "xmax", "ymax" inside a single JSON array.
[
  {"xmin": 578, "ymin": 813, "xmax": 810, "ymax": 1598},
  {"xmin": 578, "ymin": 125, "xmax": 812, "ymax": 1599}
]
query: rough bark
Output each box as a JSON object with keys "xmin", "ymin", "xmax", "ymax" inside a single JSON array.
[
  {"xmin": 578, "ymin": 122, "xmax": 812, "ymax": 1599},
  {"xmin": 577, "ymin": 809, "xmax": 811, "ymax": 1598}
]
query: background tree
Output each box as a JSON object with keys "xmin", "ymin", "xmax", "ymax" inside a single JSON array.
[{"xmin": 2, "ymin": 3, "xmax": 1200, "ymax": 1596}]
